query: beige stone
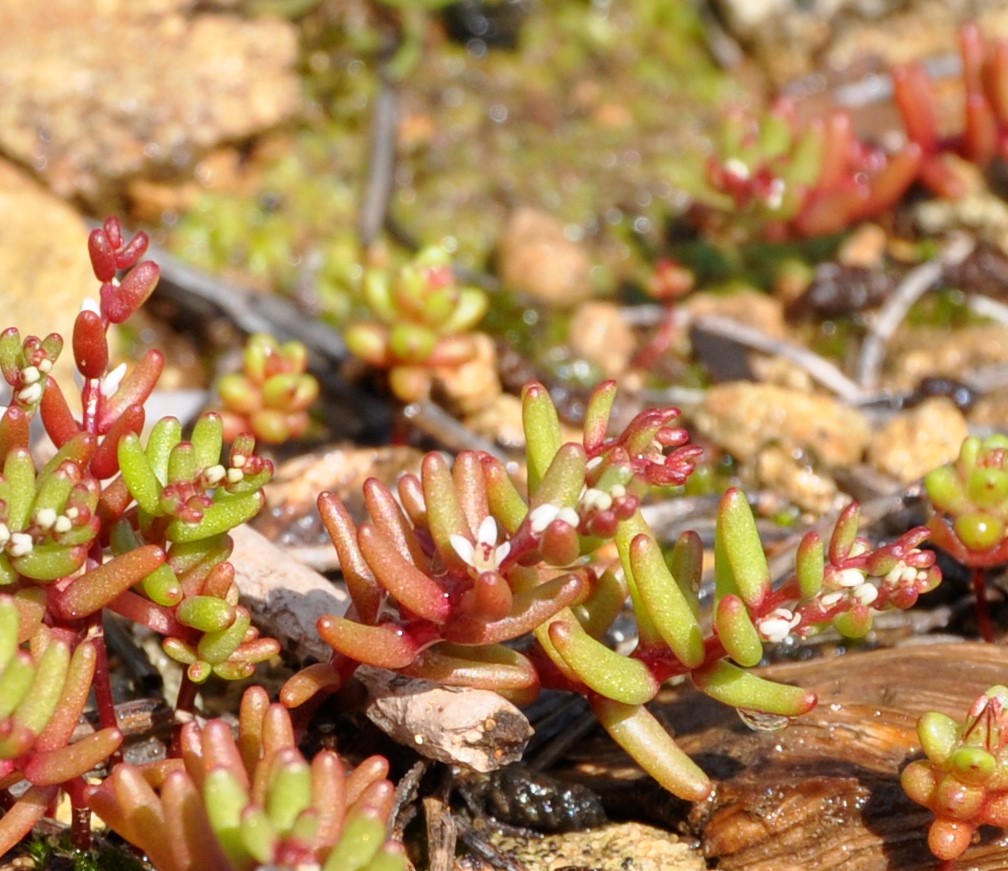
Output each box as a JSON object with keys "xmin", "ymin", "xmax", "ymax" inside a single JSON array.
[
  {"xmin": 568, "ymin": 300, "xmax": 635, "ymax": 379},
  {"xmin": 0, "ymin": 160, "xmax": 103, "ymax": 386},
  {"xmin": 497, "ymin": 207, "xmax": 595, "ymax": 305},
  {"xmin": 683, "ymin": 289, "xmax": 787, "ymax": 339},
  {"xmin": 693, "ymin": 382, "xmax": 870, "ymax": 467},
  {"xmin": 868, "ymin": 398, "xmax": 970, "ymax": 483},
  {"xmin": 0, "ymin": 0, "xmax": 300, "ymax": 201},
  {"xmin": 886, "ymin": 324, "xmax": 1008, "ymax": 392},
  {"xmin": 755, "ymin": 445, "xmax": 841, "ymax": 514}
]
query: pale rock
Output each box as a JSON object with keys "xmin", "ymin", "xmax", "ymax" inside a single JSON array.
[
  {"xmin": 887, "ymin": 324, "xmax": 1008, "ymax": 392},
  {"xmin": 0, "ymin": 0, "xmax": 300, "ymax": 201},
  {"xmin": 867, "ymin": 398, "xmax": 969, "ymax": 483},
  {"xmin": 694, "ymin": 382, "xmax": 870, "ymax": 467},
  {"xmin": 497, "ymin": 207, "xmax": 595, "ymax": 305},
  {"xmin": 568, "ymin": 300, "xmax": 635, "ymax": 379},
  {"xmin": 0, "ymin": 160, "xmax": 105, "ymax": 386}
]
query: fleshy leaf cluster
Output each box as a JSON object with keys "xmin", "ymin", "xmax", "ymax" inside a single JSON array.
[
  {"xmin": 902, "ymin": 685, "xmax": 1008, "ymax": 862},
  {"xmin": 0, "ymin": 217, "xmax": 281, "ymax": 857},
  {"xmin": 688, "ymin": 22, "xmax": 1008, "ymax": 242},
  {"xmin": 87, "ymin": 686, "xmax": 406, "ymax": 871},
  {"xmin": 0, "ymin": 594, "xmax": 123, "ymax": 851},
  {"xmin": 215, "ymin": 333, "xmax": 320, "ymax": 444},
  {"xmin": 925, "ymin": 434, "xmax": 1008, "ymax": 563},
  {"xmin": 286, "ymin": 379, "xmax": 941, "ymax": 801},
  {"xmin": 344, "ymin": 244, "xmax": 489, "ymax": 401}
]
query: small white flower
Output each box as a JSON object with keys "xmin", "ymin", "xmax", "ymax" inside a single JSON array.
[
  {"xmin": 37, "ymin": 359, "xmax": 53, "ymax": 374},
  {"xmin": 528, "ymin": 503, "xmax": 580, "ymax": 535},
  {"xmin": 226, "ymin": 467, "xmax": 244, "ymax": 485},
  {"xmin": 21, "ymin": 366, "xmax": 40, "ymax": 386},
  {"xmin": 53, "ymin": 515, "xmax": 73, "ymax": 535},
  {"xmin": 80, "ymin": 297, "xmax": 101, "ymax": 315},
  {"xmin": 723, "ymin": 157, "xmax": 751, "ymax": 180},
  {"xmin": 203, "ymin": 464, "xmax": 226, "ymax": 487},
  {"xmin": 34, "ymin": 508, "xmax": 57, "ymax": 531},
  {"xmin": 757, "ymin": 607, "xmax": 800, "ymax": 644},
  {"xmin": 833, "ymin": 567, "xmax": 866, "ymax": 588},
  {"xmin": 763, "ymin": 177, "xmax": 786, "ymax": 210},
  {"xmin": 100, "ymin": 362, "xmax": 127, "ymax": 397},
  {"xmin": 450, "ymin": 515, "xmax": 511, "ymax": 574},
  {"xmin": 819, "ymin": 590, "xmax": 845, "ymax": 609},
  {"xmin": 16, "ymin": 382, "xmax": 42, "ymax": 405},
  {"xmin": 852, "ymin": 582, "xmax": 879, "ymax": 606},
  {"xmin": 883, "ymin": 561, "xmax": 924, "ymax": 589},
  {"xmin": 580, "ymin": 487, "xmax": 612, "ymax": 513},
  {"xmin": 8, "ymin": 532, "xmax": 33, "ymax": 558}
]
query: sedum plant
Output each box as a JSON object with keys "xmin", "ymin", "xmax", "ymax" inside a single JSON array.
[
  {"xmin": 284, "ymin": 379, "xmax": 941, "ymax": 801},
  {"xmin": 688, "ymin": 22, "xmax": 1008, "ymax": 243},
  {"xmin": 344, "ymin": 244, "xmax": 489, "ymax": 402},
  {"xmin": 902, "ymin": 685, "xmax": 1008, "ymax": 863},
  {"xmin": 0, "ymin": 217, "xmax": 280, "ymax": 856},
  {"xmin": 87, "ymin": 686, "xmax": 406, "ymax": 871},
  {"xmin": 215, "ymin": 333, "xmax": 320, "ymax": 444},
  {"xmin": 924, "ymin": 433, "xmax": 1008, "ymax": 641}
]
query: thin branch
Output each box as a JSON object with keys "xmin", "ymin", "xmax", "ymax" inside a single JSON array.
[
  {"xmin": 692, "ymin": 313, "xmax": 871, "ymax": 403},
  {"xmin": 856, "ymin": 234, "xmax": 975, "ymax": 391}
]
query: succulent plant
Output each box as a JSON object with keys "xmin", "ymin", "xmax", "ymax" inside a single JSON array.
[
  {"xmin": 215, "ymin": 333, "xmax": 320, "ymax": 444},
  {"xmin": 0, "ymin": 217, "xmax": 281, "ymax": 855},
  {"xmin": 87, "ymin": 686, "xmax": 406, "ymax": 871},
  {"xmin": 344, "ymin": 244, "xmax": 490, "ymax": 401},
  {"xmin": 902, "ymin": 685, "xmax": 1008, "ymax": 862},
  {"xmin": 688, "ymin": 22, "xmax": 1008, "ymax": 243},
  {"xmin": 925, "ymin": 434, "xmax": 1008, "ymax": 640},
  {"xmin": 284, "ymin": 379, "xmax": 941, "ymax": 801},
  {"xmin": 0, "ymin": 594, "xmax": 123, "ymax": 851}
]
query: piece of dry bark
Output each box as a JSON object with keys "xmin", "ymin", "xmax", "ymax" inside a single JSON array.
[
  {"xmin": 357, "ymin": 665, "xmax": 533, "ymax": 773},
  {"xmin": 230, "ymin": 523, "xmax": 347, "ymax": 663}
]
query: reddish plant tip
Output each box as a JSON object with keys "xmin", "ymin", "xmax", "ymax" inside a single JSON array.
[{"xmin": 72, "ymin": 310, "xmax": 109, "ymax": 379}]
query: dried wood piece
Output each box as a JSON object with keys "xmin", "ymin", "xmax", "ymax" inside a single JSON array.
[
  {"xmin": 357, "ymin": 665, "xmax": 533, "ymax": 773},
  {"xmin": 230, "ymin": 523, "xmax": 347, "ymax": 663}
]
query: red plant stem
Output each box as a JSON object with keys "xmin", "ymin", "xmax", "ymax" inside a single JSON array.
[
  {"xmin": 972, "ymin": 567, "xmax": 995, "ymax": 643},
  {"xmin": 64, "ymin": 776, "xmax": 92, "ymax": 851},
  {"xmin": 175, "ymin": 673, "xmax": 199, "ymax": 716},
  {"xmin": 631, "ymin": 306, "xmax": 679, "ymax": 371}
]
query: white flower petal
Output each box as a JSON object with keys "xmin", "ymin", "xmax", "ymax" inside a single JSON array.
[
  {"xmin": 450, "ymin": 533, "xmax": 476, "ymax": 567},
  {"xmin": 529, "ymin": 504, "xmax": 560, "ymax": 535},
  {"xmin": 477, "ymin": 515, "xmax": 498, "ymax": 547}
]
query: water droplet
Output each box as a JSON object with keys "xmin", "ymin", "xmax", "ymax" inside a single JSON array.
[{"xmin": 737, "ymin": 708, "xmax": 792, "ymax": 732}]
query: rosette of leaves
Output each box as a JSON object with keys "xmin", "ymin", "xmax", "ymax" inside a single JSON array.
[
  {"xmin": 344, "ymin": 244, "xmax": 489, "ymax": 401},
  {"xmin": 87, "ymin": 686, "xmax": 406, "ymax": 871},
  {"xmin": 902, "ymin": 685, "xmax": 1008, "ymax": 862},
  {"xmin": 925, "ymin": 434, "xmax": 1008, "ymax": 640},
  {"xmin": 687, "ymin": 22, "xmax": 1008, "ymax": 243},
  {"xmin": 286, "ymin": 380, "xmax": 942, "ymax": 801},
  {"xmin": 686, "ymin": 97, "xmax": 921, "ymax": 243},
  {"xmin": 215, "ymin": 333, "xmax": 320, "ymax": 444},
  {"xmin": 0, "ymin": 594, "xmax": 123, "ymax": 854}
]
